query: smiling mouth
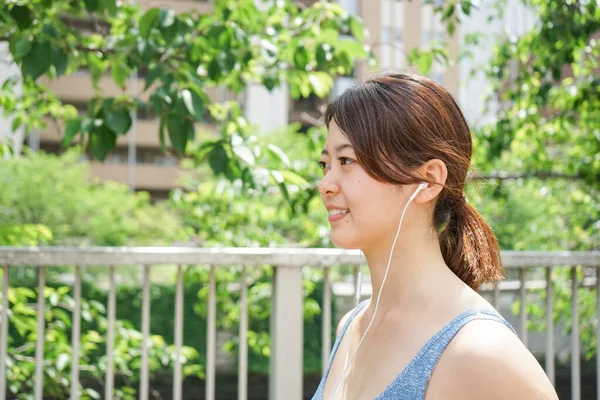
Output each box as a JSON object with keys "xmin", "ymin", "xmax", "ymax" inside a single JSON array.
[
  {"xmin": 328, "ymin": 209, "xmax": 349, "ymax": 216},
  {"xmin": 328, "ymin": 209, "xmax": 350, "ymax": 222}
]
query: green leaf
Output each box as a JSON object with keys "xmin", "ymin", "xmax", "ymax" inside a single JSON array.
[
  {"xmin": 417, "ymin": 53, "xmax": 433, "ymax": 76},
  {"xmin": 22, "ymin": 41, "xmax": 51, "ymax": 80},
  {"xmin": 208, "ymin": 58, "xmax": 222, "ymax": 81},
  {"xmin": 184, "ymin": 119, "xmax": 195, "ymax": 142},
  {"xmin": 189, "ymin": 90, "xmax": 205, "ymax": 122},
  {"xmin": 461, "ymin": 0, "xmax": 473, "ymax": 15},
  {"xmin": 167, "ymin": 115, "xmax": 188, "ymax": 153},
  {"xmin": 266, "ymin": 144, "xmax": 290, "ymax": 167},
  {"xmin": 280, "ymin": 170, "xmax": 308, "ymax": 185},
  {"xmin": 41, "ymin": 24, "xmax": 58, "ymax": 38},
  {"xmin": 89, "ymin": 128, "xmax": 117, "ymax": 161},
  {"xmin": 102, "ymin": 0, "xmax": 117, "ymax": 15},
  {"xmin": 87, "ymin": 54, "xmax": 106, "ymax": 87},
  {"xmin": 320, "ymin": 29, "xmax": 339, "ymax": 44},
  {"xmin": 111, "ymin": 61, "xmax": 128, "ymax": 89},
  {"xmin": 145, "ymin": 65, "xmax": 164, "ymax": 89},
  {"xmin": 140, "ymin": 8, "xmax": 160, "ymax": 38},
  {"xmin": 294, "ymin": 47, "xmax": 310, "ymax": 70},
  {"xmin": 208, "ymin": 145, "xmax": 229, "ymax": 174},
  {"xmin": 349, "ymin": 17, "xmax": 364, "ymax": 41},
  {"xmin": 11, "ymin": 38, "xmax": 31, "ymax": 58},
  {"xmin": 448, "ymin": 21, "xmax": 455, "ymax": 36},
  {"xmin": 446, "ymin": 4, "xmax": 458, "ymax": 19},
  {"xmin": 83, "ymin": 0, "xmax": 101, "ymax": 13},
  {"xmin": 63, "ymin": 118, "xmax": 82, "ymax": 147},
  {"xmin": 181, "ymin": 89, "xmax": 204, "ymax": 121},
  {"xmin": 337, "ymin": 40, "xmax": 366, "ymax": 58},
  {"xmin": 105, "ymin": 107, "xmax": 132, "ymax": 135},
  {"xmin": 232, "ymin": 145, "xmax": 255, "ymax": 166},
  {"xmin": 51, "ymin": 48, "xmax": 68, "ymax": 77},
  {"xmin": 9, "ymin": 5, "xmax": 32, "ymax": 30},
  {"xmin": 159, "ymin": 8, "xmax": 176, "ymax": 27},
  {"xmin": 308, "ymin": 72, "xmax": 333, "ymax": 98},
  {"xmin": 181, "ymin": 89, "xmax": 195, "ymax": 116}
]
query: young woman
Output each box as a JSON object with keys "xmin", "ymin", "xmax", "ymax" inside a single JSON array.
[{"xmin": 312, "ymin": 72, "xmax": 558, "ymax": 400}]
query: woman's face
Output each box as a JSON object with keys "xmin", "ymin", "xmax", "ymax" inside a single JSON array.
[{"xmin": 318, "ymin": 121, "xmax": 411, "ymax": 250}]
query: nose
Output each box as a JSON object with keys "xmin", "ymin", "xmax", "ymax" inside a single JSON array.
[{"xmin": 318, "ymin": 168, "xmax": 340, "ymax": 197}]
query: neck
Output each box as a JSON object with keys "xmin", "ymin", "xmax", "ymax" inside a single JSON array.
[{"xmin": 361, "ymin": 225, "xmax": 453, "ymax": 311}]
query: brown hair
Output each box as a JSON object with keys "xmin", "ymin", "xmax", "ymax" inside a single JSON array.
[{"xmin": 324, "ymin": 72, "xmax": 503, "ymax": 290}]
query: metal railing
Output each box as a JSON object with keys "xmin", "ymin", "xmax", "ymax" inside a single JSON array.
[{"xmin": 0, "ymin": 247, "xmax": 599, "ymax": 400}]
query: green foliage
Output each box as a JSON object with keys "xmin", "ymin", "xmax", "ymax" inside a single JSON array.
[
  {"xmin": 478, "ymin": 0, "xmax": 600, "ymax": 192},
  {"xmin": 0, "ymin": 0, "xmax": 368, "ymax": 163},
  {"xmin": 464, "ymin": 0, "xmax": 600, "ymax": 358},
  {"xmin": 0, "ymin": 150, "xmax": 188, "ymax": 246},
  {"xmin": 0, "ymin": 281, "xmax": 202, "ymax": 399}
]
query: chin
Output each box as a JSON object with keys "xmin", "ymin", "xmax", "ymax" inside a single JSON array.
[{"xmin": 330, "ymin": 230, "xmax": 362, "ymax": 249}]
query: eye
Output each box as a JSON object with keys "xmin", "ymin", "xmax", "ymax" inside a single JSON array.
[
  {"xmin": 318, "ymin": 161, "xmax": 328, "ymax": 171},
  {"xmin": 339, "ymin": 157, "xmax": 355, "ymax": 166}
]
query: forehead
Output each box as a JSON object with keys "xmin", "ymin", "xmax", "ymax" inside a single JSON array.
[{"xmin": 324, "ymin": 120, "xmax": 352, "ymax": 148}]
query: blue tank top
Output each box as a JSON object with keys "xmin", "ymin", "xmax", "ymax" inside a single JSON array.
[{"xmin": 311, "ymin": 300, "xmax": 516, "ymax": 399}]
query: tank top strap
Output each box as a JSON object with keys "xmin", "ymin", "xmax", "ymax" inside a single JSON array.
[
  {"xmin": 328, "ymin": 299, "xmax": 369, "ymax": 369},
  {"xmin": 377, "ymin": 308, "xmax": 516, "ymax": 399}
]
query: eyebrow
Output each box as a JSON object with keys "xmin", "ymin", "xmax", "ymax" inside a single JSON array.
[{"xmin": 321, "ymin": 143, "xmax": 353, "ymax": 156}]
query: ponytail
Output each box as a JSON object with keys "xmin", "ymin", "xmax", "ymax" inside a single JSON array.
[{"xmin": 435, "ymin": 194, "xmax": 504, "ymax": 291}]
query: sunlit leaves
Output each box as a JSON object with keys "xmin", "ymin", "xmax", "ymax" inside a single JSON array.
[{"xmin": 3, "ymin": 0, "xmax": 368, "ymax": 165}]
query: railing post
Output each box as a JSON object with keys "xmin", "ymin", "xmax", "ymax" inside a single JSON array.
[
  {"xmin": 571, "ymin": 266, "xmax": 580, "ymax": 400},
  {"xmin": 322, "ymin": 267, "xmax": 332, "ymax": 374},
  {"xmin": 269, "ymin": 265, "xmax": 303, "ymax": 400},
  {"xmin": 34, "ymin": 266, "xmax": 46, "ymax": 400},
  {"xmin": 597, "ymin": 267, "xmax": 600, "ymax": 400},
  {"xmin": 545, "ymin": 266, "xmax": 554, "ymax": 385},
  {"xmin": 0, "ymin": 265, "xmax": 8, "ymax": 400},
  {"xmin": 519, "ymin": 268, "xmax": 528, "ymax": 347},
  {"xmin": 140, "ymin": 265, "xmax": 150, "ymax": 400},
  {"xmin": 206, "ymin": 265, "xmax": 217, "ymax": 400},
  {"xmin": 105, "ymin": 266, "xmax": 116, "ymax": 400},
  {"xmin": 70, "ymin": 266, "xmax": 82, "ymax": 400}
]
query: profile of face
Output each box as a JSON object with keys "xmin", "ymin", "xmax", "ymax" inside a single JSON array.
[{"xmin": 318, "ymin": 120, "xmax": 415, "ymax": 251}]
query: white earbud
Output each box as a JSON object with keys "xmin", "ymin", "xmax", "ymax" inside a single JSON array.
[{"xmin": 409, "ymin": 182, "xmax": 428, "ymax": 202}]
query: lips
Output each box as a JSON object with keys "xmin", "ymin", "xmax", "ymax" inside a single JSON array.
[
  {"xmin": 327, "ymin": 208, "xmax": 350, "ymax": 222},
  {"xmin": 328, "ymin": 209, "xmax": 349, "ymax": 216}
]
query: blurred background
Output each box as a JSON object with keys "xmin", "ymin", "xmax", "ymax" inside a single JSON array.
[{"xmin": 0, "ymin": 0, "xmax": 598, "ymax": 399}]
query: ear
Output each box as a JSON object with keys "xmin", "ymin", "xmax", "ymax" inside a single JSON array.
[{"xmin": 414, "ymin": 159, "xmax": 447, "ymax": 204}]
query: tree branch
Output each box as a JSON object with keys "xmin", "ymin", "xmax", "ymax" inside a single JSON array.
[{"xmin": 470, "ymin": 171, "xmax": 581, "ymax": 182}]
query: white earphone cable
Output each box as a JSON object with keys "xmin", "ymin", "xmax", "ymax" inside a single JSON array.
[{"xmin": 329, "ymin": 183, "xmax": 426, "ymax": 400}]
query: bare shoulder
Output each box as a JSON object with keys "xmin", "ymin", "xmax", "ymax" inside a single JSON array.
[
  {"xmin": 336, "ymin": 308, "xmax": 355, "ymax": 336},
  {"xmin": 427, "ymin": 318, "xmax": 558, "ymax": 400}
]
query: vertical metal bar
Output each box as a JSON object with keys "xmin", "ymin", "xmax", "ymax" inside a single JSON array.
[
  {"xmin": 140, "ymin": 265, "xmax": 150, "ymax": 400},
  {"xmin": 105, "ymin": 266, "xmax": 116, "ymax": 400},
  {"xmin": 0, "ymin": 265, "xmax": 8, "ymax": 400},
  {"xmin": 492, "ymin": 282, "xmax": 500, "ymax": 312},
  {"xmin": 128, "ymin": 70, "xmax": 137, "ymax": 191},
  {"xmin": 206, "ymin": 265, "xmax": 216, "ymax": 400},
  {"xmin": 597, "ymin": 267, "xmax": 600, "ymax": 400},
  {"xmin": 70, "ymin": 266, "xmax": 82, "ymax": 400},
  {"xmin": 520, "ymin": 268, "xmax": 528, "ymax": 347},
  {"xmin": 545, "ymin": 267, "xmax": 555, "ymax": 385},
  {"xmin": 353, "ymin": 266, "xmax": 359, "ymax": 300},
  {"xmin": 322, "ymin": 267, "xmax": 332, "ymax": 374},
  {"xmin": 238, "ymin": 266, "xmax": 248, "ymax": 400},
  {"xmin": 389, "ymin": 0, "xmax": 397, "ymax": 68},
  {"xmin": 269, "ymin": 266, "xmax": 303, "ymax": 400},
  {"xmin": 173, "ymin": 266, "xmax": 183, "ymax": 400},
  {"xmin": 571, "ymin": 266, "xmax": 580, "ymax": 400},
  {"xmin": 34, "ymin": 267, "xmax": 46, "ymax": 400}
]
